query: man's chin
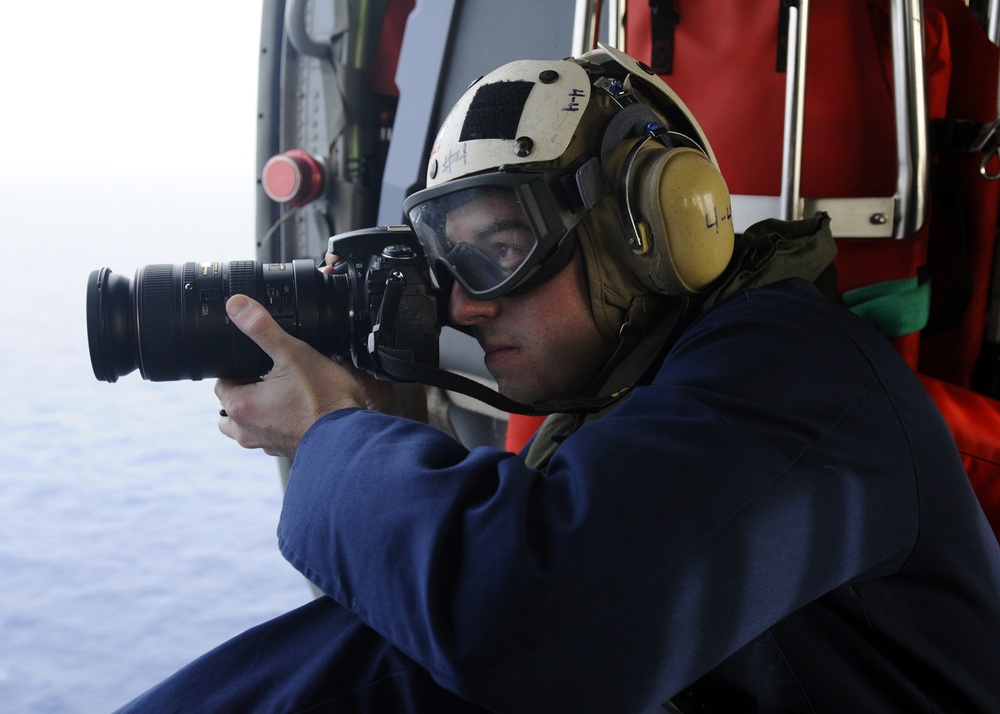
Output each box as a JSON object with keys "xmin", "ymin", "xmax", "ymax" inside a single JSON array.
[{"xmin": 494, "ymin": 378, "xmax": 557, "ymax": 408}]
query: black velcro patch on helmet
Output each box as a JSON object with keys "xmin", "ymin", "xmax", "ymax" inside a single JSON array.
[{"xmin": 460, "ymin": 80, "xmax": 534, "ymax": 141}]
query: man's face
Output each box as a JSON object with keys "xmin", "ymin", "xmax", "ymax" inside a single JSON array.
[{"xmin": 445, "ymin": 194, "xmax": 611, "ymax": 405}]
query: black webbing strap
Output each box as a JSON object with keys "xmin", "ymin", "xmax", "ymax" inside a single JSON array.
[
  {"xmin": 648, "ymin": 0, "xmax": 680, "ymax": 75},
  {"xmin": 931, "ymin": 118, "xmax": 994, "ymax": 153},
  {"xmin": 374, "ymin": 346, "xmax": 630, "ymax": 416},
  {"xmin": 923, "ymin": 166, "xmax": 974, "ymax": 335},
  {"xmin": 777, "ymin": 0, "xmax": 794, "ymax": 72}
]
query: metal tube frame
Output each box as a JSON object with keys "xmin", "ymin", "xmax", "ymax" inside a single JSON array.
[
  {"xmin": 738, "ymin": 0, "xmax": 928, "ymax": 239},
  {"xmin": 779, "ymin": 0, "xmax": 809, "ymax": 222},
  {"xmin": 891, "ymin": 0, "xmax": 929, "ymax": 238},
  {"xmin": 572, "ymin": 0, "xmax": 624, "ymax": 52},
  {"xmin": 572, "ymin": 0, "xmax": 598, "ymax": 55}
]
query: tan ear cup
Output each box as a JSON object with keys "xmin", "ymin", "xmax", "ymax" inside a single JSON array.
[{"xmin": 628, "ymin": 146, "xmax": 735, "ymax": 295}]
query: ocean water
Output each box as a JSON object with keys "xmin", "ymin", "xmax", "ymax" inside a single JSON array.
[{"xmin": 0, "ymin": 171, "xmax": 310, "ymax": 712}]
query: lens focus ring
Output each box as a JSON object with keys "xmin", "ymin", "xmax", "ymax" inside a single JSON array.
[
  {"xmin": 136, "ymin": 265, "xmax": 181, "ymax": 380},
  {"xmin": 228, "ymin": 261, "xmax": 256, "ymax": 297},
  {"xmin": 226, "ymin": 261, "xmax": 267, "ymax": 377}
]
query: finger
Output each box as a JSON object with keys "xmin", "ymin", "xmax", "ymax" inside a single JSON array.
[
  {"xmin": 218, "ymin": 412, "xmax": 236, "ymax": 440},
  {"xmin": 226, "ymin": 295, "xmax": 293, "ymax": 361},
  {"xmin": 217, "ymin": 409, "xmax": 295, "ymax": 458},
  {"xmin": 217, "ymin": 406, "xmax": 260, "ymax": 446},
  {"xmin": 321, "ymin": 253, "xmax": 351, "ymax": 275},
  {"xmin": 214, "ymin": 378, "xmax": 231, "ymax": 403}
]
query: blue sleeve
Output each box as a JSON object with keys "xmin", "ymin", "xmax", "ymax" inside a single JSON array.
[{"xmin": 277, "ymin": 283, "xmax": 921, "ymax": 712}]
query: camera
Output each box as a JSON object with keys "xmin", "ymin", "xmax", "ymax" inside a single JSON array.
[{"xmin": 86, "ymin": 226, "xmax": 441, "ymax": 382}]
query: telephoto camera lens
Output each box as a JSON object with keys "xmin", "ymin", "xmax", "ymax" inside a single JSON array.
[{"xmin": 86, "ymin": 259, "xmax": 349, "ymax": 382}]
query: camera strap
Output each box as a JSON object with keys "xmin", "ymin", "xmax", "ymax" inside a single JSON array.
[{"xmin": 372, "ymin": 345, "xmax": 632, "ymax": 416}]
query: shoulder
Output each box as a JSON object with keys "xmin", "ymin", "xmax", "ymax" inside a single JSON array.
[
  {"xmin": 628, "ymin": 277, "xmax": 950, "ymax": 475},
  {"xmin": 664, "ymin": 278, "xmax": 900, "ymax": 395},
  {"xmin": 689, "ymin": 277, "xmax": 880, "ymax": 348}
]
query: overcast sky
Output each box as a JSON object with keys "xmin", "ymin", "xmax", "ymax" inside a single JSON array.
[{"xmin": 0, "ymin": 0, "xmax": 264, "ymax": 179}]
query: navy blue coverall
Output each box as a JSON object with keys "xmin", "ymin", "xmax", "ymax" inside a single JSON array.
[{"xmin": 117, "ymin": 278, "xmax": 1000, "ymax": 713}]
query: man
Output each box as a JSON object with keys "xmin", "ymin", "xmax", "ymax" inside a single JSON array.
[{"xmin": 118, "ymin": 46, "xmax": 1000, "ymax": 712}]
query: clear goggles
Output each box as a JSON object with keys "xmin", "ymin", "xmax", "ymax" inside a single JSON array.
[{"xmin": 402, "ymin": 169, "xmax": 589, "ymax": 300}]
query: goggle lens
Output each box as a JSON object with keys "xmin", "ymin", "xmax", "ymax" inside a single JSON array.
[{"xmin": 407, "ymin": 185, "xmax": 541, "ymax": 296}]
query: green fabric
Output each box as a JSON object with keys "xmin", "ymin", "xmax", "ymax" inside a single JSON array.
[
  {"xmin": 700, "ymin": 212, "xmax": 838, "ymax": 311},
  {"xmin": 842, "ymin": 276, "xmax": 931, "ymax": 338}
]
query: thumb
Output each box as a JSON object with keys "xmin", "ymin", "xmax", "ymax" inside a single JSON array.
[{"xmin": 226, "ymin": 294, "xmax": 291, "ymax": 360}]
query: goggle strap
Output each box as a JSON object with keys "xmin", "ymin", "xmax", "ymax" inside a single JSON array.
[{"xmin": 573, "ymin": 156, "xmax": 609, "ymax": 210}]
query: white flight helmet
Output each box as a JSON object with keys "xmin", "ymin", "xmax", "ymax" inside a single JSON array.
[{"xmin": 403, "ymin": 44, "xmax": 734, "ymax": 346}]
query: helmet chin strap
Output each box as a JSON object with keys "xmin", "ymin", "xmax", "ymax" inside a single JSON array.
[{"xmin": 581, "ymin": 293, "xmax": 676, "ymax": 397}]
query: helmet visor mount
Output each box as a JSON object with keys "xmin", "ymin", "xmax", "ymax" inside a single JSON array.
[{"xmin": 403, "ymin": 168, "xmax": 589, "ymax": 300}]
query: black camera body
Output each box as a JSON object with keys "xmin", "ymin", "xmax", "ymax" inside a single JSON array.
[
  {"xmin": 329, "ymin": 226, "xmax": 440, "ymax": 375},
  {"xmin": 87, "ymin": 226, "xmax": 441, "ymax": 383}
]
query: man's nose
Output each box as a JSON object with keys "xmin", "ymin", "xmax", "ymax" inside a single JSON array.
[{"xmin": 448, "ymin": 281, "xmax": 499, "ymax": 325}]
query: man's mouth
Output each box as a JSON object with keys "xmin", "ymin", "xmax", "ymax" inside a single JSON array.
[{"xmin": 482, "ymin": 342, "xmax": 518, "ymax": 367}]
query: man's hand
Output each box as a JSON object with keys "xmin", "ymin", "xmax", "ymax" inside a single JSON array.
[
  {"xmin": 215, "ymin": 294, "xmax": 368, "ymax": 459},
  {"xmin": 215, "ymin": 294, "xmax": 428, "ymax": 458}
]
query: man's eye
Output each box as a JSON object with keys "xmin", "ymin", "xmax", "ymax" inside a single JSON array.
[
  {"xmin": 491, "ymin": 241, "xmax": 530, "ymax": 269},
  {"xmin": 489, "ymin": 229, "xmax": 533, "ymax": 268}
]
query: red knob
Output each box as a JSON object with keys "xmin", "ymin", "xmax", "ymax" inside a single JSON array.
[{"xmin": 261, "ymin": 150, "xmax": 325, "ymax": 206}]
